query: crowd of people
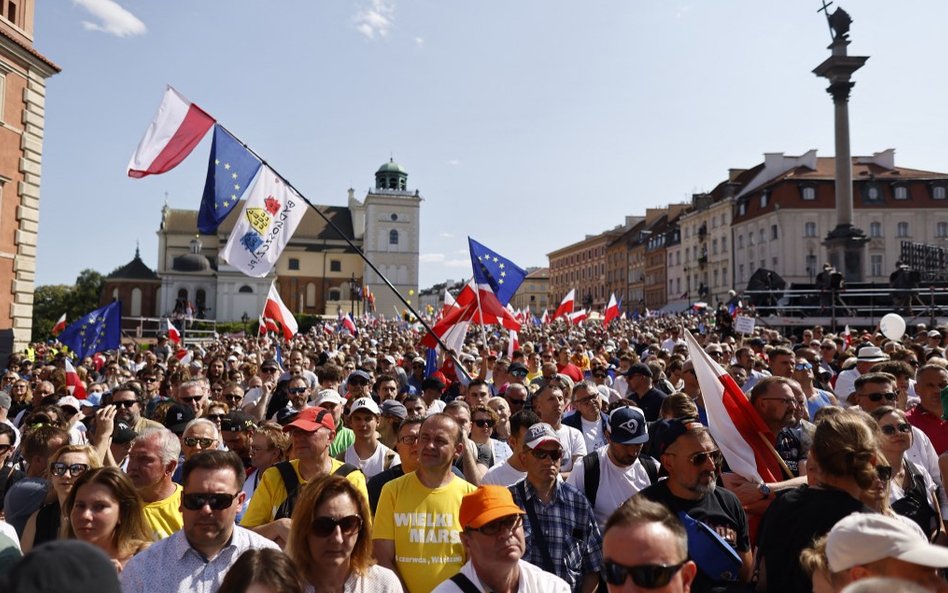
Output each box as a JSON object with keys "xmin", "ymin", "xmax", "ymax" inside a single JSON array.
[{"xmin": 1, "ymin": 312, "xmax": 948, "ymax": 593}]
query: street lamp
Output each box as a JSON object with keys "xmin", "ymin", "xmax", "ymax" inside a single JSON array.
[{"xmin": 240, "ymin": 312, "xmax": 249, "ymax": 335}]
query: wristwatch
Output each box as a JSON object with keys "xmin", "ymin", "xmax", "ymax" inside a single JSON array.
[{"xmin": 759, "ymin": 483, "xmax": 772, "ymax": 499}]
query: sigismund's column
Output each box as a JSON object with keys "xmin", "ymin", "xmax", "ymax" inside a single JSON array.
[{"xmin": 812, "ymin": 5, "xmax": 869, "ymax": 282}]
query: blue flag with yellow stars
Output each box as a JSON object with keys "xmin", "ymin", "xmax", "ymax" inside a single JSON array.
[
  {"xmin": 468, "ymin": 237, "xmax": 527, "ymax": 306},
  {"xmin": 58, "ymin": 301, "xmax": 122, "ymax": 359},
  {"xmin": 197, "ymin": 125, "xmax": 262, "ymax": 234}
]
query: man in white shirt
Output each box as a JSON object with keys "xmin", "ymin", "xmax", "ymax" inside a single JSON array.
[
  {"xmin": 531, "ymin": 382, "xmax": 585, "ymax": 476},
  {"xmin": 432, "ymin": 485, "xmax": 570, "ymax": 593},
  {"xmin": 482, "ymin": 410, "xmax": 541, "ymax": 487},
  {"xmin": 343, "ymin": 397, "xmax": 400, "ymax": 478}
]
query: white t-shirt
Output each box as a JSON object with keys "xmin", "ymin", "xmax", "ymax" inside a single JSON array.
[
  {"xmin": 566, "ymin": 446, "xmax": 653, "ymax": 529},
  {"xmin": 906, "ymin": 427, "xmax": 948, "ymax": 519},
  {"xmin": 344, "ymin": 442, "xmax": 400, "ymax": 479},
  {"xmin": 425, "ymin": 400, "xmax": 446, "ymax": 415},
  {"xmin": 432, "ymin": 558, "xmax": 571, "ymax": 593},
  {"xmin": 481, "ymin": 460, "xmax": 526, "ymax": 487},
  {"xmin": 579, "ymin": 416, "xmax": 607, "ymax": 452},
  {"xmin": 554, "ymin": 424, "xmax": 586, "ymax": 473}
]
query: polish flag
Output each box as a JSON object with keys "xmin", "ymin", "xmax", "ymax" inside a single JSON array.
[
  {"xmin": 263, "ymin": 283, "xmax": 298, "ymax": 340},
  {"xmin": 64, "ymin": 359, "xmax": 87, "ymax": 399},
  {"xmin": 553, "ymin": 289, "xmax": 575, "ymax": 320},
  {"xmin": 160, "ymin": 318, "xmax": 181, "ymax": 345},
  {"xmin": 507, "ymin": 330, "xmax": 520, "ymax": 359},
  {"xmin": 567, "ymin": 309, "xmax": 587, "ymax": 325},
  {"xmin": 540, "ymin": 309, "xmax": 551, "ymax": 324},
  {"xmin": 257, "ymin": 316, "xmax": 268, "ymax": 336},
  {"xmin": 175, "ymin": 349, "xmax": 192, "ymax": 365},
  {"xmin": 341, "ymin": 313, "xmax": 358, "ymax": 335},
  {"xmin": 421, "ymin": 280, "xmax": 519, "ymax": 351},
  {"xmin": 264, "ymin": 317, "xmax": 280, "ymax": 334},
  {"xmin": 603, "ymin": 293, "xmax": 620, "ymax": 326},
  {"xmin": 684, "ymin": 329, "xmax": 788, "ymax": 484},
  {"xmin": 128, "ymin": 86, "xmax": 215, "ymax": 178},
  {"xmin": 441, "ymin": 287, "xmax": 457, "ymax": 315},
  {"xmin": 52, "ymin": 313, "xmax": 67, "ymax": 336}
]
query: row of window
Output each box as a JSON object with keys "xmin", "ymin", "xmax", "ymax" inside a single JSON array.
[{"xmin": 288, "ymin": 258, "xmax": 342, "ymax": 272}]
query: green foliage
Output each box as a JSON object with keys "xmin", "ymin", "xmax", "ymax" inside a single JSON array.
[{"xmin": 31, "ymin": 269, "xmax": 104, "ymax": 341}]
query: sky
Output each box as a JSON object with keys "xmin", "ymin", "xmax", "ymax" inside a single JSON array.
[{"xmin": 32, "ymin": 1, "xmax": 948, "ymax": 291}]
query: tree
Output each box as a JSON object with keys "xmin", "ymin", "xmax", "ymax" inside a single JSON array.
[{"xmin": 31, "ymin": 269, "xmax": 104, "ymax": 341}]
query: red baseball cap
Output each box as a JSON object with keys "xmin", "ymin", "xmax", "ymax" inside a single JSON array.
[{"xmin": 284, "ymin": 407, "xmax": 336, "ymax": 433}]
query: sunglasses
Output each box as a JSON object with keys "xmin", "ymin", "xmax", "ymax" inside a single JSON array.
[
  {"xmin": 864, "ymin": 392, "xmax": 897, "ymax": 403},
  {"xmin": 469, "ymin": 514, "xmax": 522, "ymax": 536},
  {"xmin": 509, "ymin": 398, "xmax": 525, "ymax": 406},
  {"xmin": 182, "ymin": 396, "xmax": 204, "ymax": 404},
  {"xmin": 261, "ymin": 368, "xmax": 278, "ymax": 373},
  {"xmin": 182, "ymin": 492, "xmax": 239, "ymax": 511},
  {"xmin": 881, "ymin": 422, "xmax": 912, "ymax": 436},
  {"xmin": 223, "ymin": 394, "xmax": 243, "ymax": 402},
  {"xmin": 112, "ymin": 400, "xmax": 137, "ymax": 408},
  {"xmin": 668, "ymin": 449, "xmax": 722, "ymax": 466},
  {"xmin": 473, "ymin": 419, "xmax": 495, "ymax": 428},
  {"xmin": 510, "ymin": 370, "xmax": 528, "ymax": 378},
  {"xmin": 876, "ymin": 465, "xmax": 893, "ymax": 482},
  {"xmin": 143, "ymin": 377, "xmax": 158, "ymax": 383},
  {"xmin": 50, "ymin": 462, "xmax": 90, "ymax": 477},
  {"xmin": 529, "ymin": 448, "xmax": 563, "ymax": 462},
  {"xmin": 205, "ymin": 414, "xmax": 225, "ymax": 421},
  {"xmin": 603, "ymin": 561, "xmax": 686, "ymax": 589},
  {"xmin": 311, "ymin": 515, "xmax": 363, "ymax": 537},
  {"xmin": 794, "ymin": 363, "xmax": 812, "ymax": 371},
  {"xmin": 288, "ymin": 387, "xmax": 308, "ymax": 395},
  {"xmin": 183, "ymin": 437, "xmax": 216, "ymax": 448}
]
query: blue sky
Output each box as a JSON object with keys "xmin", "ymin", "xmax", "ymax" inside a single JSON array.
[{"xmin": 33, "ymin": 1, "xmax": 948, "ymax": 290}]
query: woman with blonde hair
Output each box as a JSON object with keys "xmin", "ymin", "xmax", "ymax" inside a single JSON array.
[
  {"xmin": 21, "ymin": 443, "xmax": 102, "ymax": 551},
  {"xmin": 287, "ymin": 475, "xmax": 401, "ymax": 593},
  {"xmin": 64, "ymin": 467, "xmax": 151, "ymax": 571}
]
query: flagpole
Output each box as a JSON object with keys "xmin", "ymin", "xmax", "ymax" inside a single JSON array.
[{"xmin": 217, "ymin": 125, "xmax": 460, "ymax": 358}]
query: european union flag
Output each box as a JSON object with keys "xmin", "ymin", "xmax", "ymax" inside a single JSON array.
[
  {"xmin": 58, "ymin": 301, "xmax": 122, "ymax": 359},
  {"xmin": 197, "ymin": 125, "xmax": 262, "ymax": 234},
  {"xmin": 468, "ymin": 237, "xmax": 527, "ymax": 306}
]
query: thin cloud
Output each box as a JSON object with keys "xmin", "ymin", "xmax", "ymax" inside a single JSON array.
[
  {"xmin": 354, "ymin": 0, "xmax": 394, "ymax": 40},
  {"xmin": 414, "ymin": 36, "xmax": 424, "ymax": 48},
  {"xmin": 446, "ymin": 159, "xmax": 460, "ymax": 166},
  {"xmin": 438, "ymin": 232, "xmax": 454, "ymax": 238},
  {"xmin": 74, "ymin": 0, "xmax": 146, "ymax": 37},
  {"xmin": 419, "ymin": 253, "xmax": 445, "ymax": 263}
]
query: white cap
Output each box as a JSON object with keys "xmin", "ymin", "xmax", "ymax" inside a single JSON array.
[
  {"xmin": 349, "ymin": 397, "xmax": 381, "ymax": 416},
  {"xmin": 826, "ymin": 513, "xmax": 948, "ymax": 572},
  {"xmin": 58, "ymin": 396, "xmax": 82, "ymax": 412},
  {"xmin": 314, "ymin": 389, "xmax": 345, "ymax": 407}
]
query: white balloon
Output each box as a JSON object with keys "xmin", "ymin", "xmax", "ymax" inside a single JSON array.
[{"xmin": 880, "ymin": 313, "xmax": 906, "ymax": 341}]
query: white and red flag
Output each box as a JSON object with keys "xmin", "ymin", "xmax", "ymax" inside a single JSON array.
[
  {"xmin": 341, "ymin": 313, "xmax": 358, "ymax": 335},
  {"xmin": 553, "ymin": 289, "xmax": 575, "ymax": 320},
  {"xmin": 540, "ymin": 309, "xmax": 551, "ymax": 324},
  {"xmin": 684, "ymin": 329, "xmax": 788, "ymax": 484},
  {"xmin": 603, "ymin": 293, "xmax": 620, "ymax": 326},
  {"xmin": 420, "ymin": 280, "xmax": 520, "ymax": 350},
  {"xmin": 127, "ymin": 86, "xmax": 215, "ymax": 178},
  {"xmin": 263, "ymin": 283, "xmax": 298, "ymax": 340},
  {"xmin": 507, "ymin": 330, "xmax": 520, "ymax": 359},
  {"xmin": 567, "ymin": 309, "xmax": 587, "ymax": 325},
  {"xmin": 160, "ymin": 318, "xmax": 181, "ymax": 345},
  {"xmin": 64, "ymin": 359, "xmax": 87, "ymax": 399},
  {"xmin": 175, "ymin": 348, "xmax": 193, "ymax": 365},
  {"xmin": 52, "ymin": 313, "xmax": 67, "ymax": 336}
]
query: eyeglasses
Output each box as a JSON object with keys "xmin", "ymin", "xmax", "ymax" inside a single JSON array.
[
  {"xmin": 143, "ymin": 377, "xmax": 158, "ymax": 383},
  {"xmin": 509, "ymin": 399, "xmax": 525, "ymax": 406},
  {"xmin": 794, "ymin": 363, "xmax": 813, "ymax": 371},
  {"xmin": 667, "ymin": 449, "xmax": 722, "ymax": 467},
  {"xmin": 469, "ymin": 515, "xmax": 522, "ymax": 536},
  {"xmin": 205, "ymin": 414, "xmax": 225, "ymax": 422},
  {"xmin": 473, "ymin": 419, "xmax": 495, "ymax": 428},
  {"xmin": 398, "ymin": 434, "xmax": 419, "ymax": 445},
  {"xmin": 182, "ymin": 396, "xmax": 204, "ymax": 404},
  {"xmin": 881, "ymin": 422, "xmax": 912, "ymax": 436},
  {"xmin": 603, "ymin": 560, "xmax": 686, "ymax": 589},
  {"xmin": 311, "ymin": 514, "xmax": 363, "ymax": 537},
  {"xmin": 864, "ymin": 392, "xmax": 897, "ymax": 403},
  {"xmin": 182, "ymin": 492, "xmax": 239, "ymax": 511},
  {"xmin": 288, "ymin": 387, "xmax": 308, "ymax": 394},
  {"xmin": 876, "ymin": 465, "xmax": 893, "ymax": 482},
  {"xmin": 112, "ymin": 400, "xmax": 137, "ymax": 408},
  {"xmin": 223, "ymin": 393, "xmax": 243, "ymax": 402},
  {"xmin": 261, "ymin": 368, "xmax": 278, "ymax": 373},
  {"xmin": 183, "ymin": 437, "xmax": 216, "ymax": 448},
  {"xmin": 529, "ymin": 448, "xmax": 563, "ymax": 462},
  {"xmin": 50, "ymin": 462, "xmax": 90, "ymax": 477},
  {"xmin": 510, "ymin": 370, "xmax": 528, "ymax": 378}
]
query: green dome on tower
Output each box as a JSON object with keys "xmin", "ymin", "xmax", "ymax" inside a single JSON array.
[{"xmin": 375, "ymin": 158, "xmax": 409, "ymax": 191}]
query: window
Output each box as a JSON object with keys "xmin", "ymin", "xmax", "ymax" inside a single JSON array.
[
  {"xmin": 722, "ymin": 237, "xmax": 727, "ymax": 252},
  {"xmin": 738, "ymin": 202, "xmax": 747, "ymax": 216},
  {"xmin": 390, "ymin": 213, "xmax": 398, "ymax": 221},
  {"xmin": 806, "ymin": 254, "xmax": 817, "ymax": 277},
  {"xmin": 712, "ymin": 239, "xmax": 718, "ymax": 255},
  {"xmin": 738, "ymin": 264, "xmax": 744, "ymax": 283},
  {"xmin": 676, "ymin": 252, "xmax": 681, "ymax": 265},
  {"xmin": 894, "ymin": 186, "xmax": 908, "ymax": 200},
  {"xmin": 288, "ymin": 258, "xmax": 300, "ymax": 270},
  {"xmin": 3, "ymin": 1, "xmax": 16, "ymax": 26},
  {"xmin": 238, "ymin": 285, "xmax": 253, "ymax": 294},
  {"xmin": 748, "ymin": 233, "xmax": 754, "ymax": 247},
  {"xmin": 330, "ymin": 259, "xmax": 341, "ymax": 272},
  {"xmin": 771, "ymin": 225, "xmax": 779, "ymax": 240},
  {"xmin": 937, "ymin": 222, "xmax": 948, "ymax": 238},
  {"xmin": 802, "ymin": 186, "xmax": 816, "ymax": 201},
  {"xmin": 934, "ymin": 186, "xmax": 947, "ymax": 200},
  {"xmin": 306, "ymin": 283, "xmax": 316, "ymax": 307},
  {"xmin": 760, "ymin": 192, "xmax": 769, "ymax": 208},
  {"xmin": 328, "ymin": 288, "xmax": 341, "ymax": 301},
  {"xmin": 804, "ymin": 222, "xmax": 817, "ymax": 237},
  {"xmin": 897, "ymin": 222, "xmax": 909, "ymax": 238},
  {"xmin": 389, "ymin": 229, "xmax": 399, "ymax": 245},
  {"xmin": 869, "ymin": 222, "xmax": 882, "ymax": 238},
  {"xmin": 713, "ymin": 269, "xmax": 719, "ymax": 287},
  {"xmin": 759, "ymin": 229, "xmax": 765, "ymax": 243},
  {"xmin": 871, "ymin": 255, "xmax": 883, "ymax": 277},
  {"xmin": 772, "ymin": 257, "xmax": 778, "ymax": 268},
  {"xmin": 737, "ymin": 235, "xmax": 743, "ymax": 249},
  {"xmin": 866, "ymin": 184, "xmax": 882, "ymax": 201}
]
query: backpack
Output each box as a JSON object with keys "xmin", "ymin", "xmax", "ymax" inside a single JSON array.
[
  {"xmin": 582, "ymin": 451, "xmax": 660, "ymax": 507},
  {"xmin": 273, "ymin": 460, "xmax": 360, "ymax": 520}
]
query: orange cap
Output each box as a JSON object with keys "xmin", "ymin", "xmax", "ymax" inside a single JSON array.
[{"xmin": 459, "ymin": 485, "xmax": 525, "ymax": 529}]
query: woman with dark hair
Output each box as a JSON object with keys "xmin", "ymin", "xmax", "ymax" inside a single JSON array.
[
  {"xmin": 287, "ymin": 475, "xmax": 402, "ymax": 593},
  {"xmin": 216, "ymin": 548, "xmax": 305, "ymax": 593},
  {"xmin": 64, "ymin": 467, "xmax": 151, "ymax": 571},
  {"xmin": 756, "ymin": 411, "xmax": 880, "ymax": 593}
]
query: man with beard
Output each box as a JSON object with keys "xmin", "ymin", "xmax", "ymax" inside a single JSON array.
[
  {"xmin": 110, "ymin": 383, "xmax": 163, "ymax": 434},
  {"xmin": 638, "ymin": 419, "xmax": 753, "ymax": 589}
]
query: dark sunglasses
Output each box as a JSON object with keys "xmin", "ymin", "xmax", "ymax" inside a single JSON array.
[
  {"xmin": 603, "ymin": 560, "xmax": 686, "ymax": 589},
  {"xmin": 469, "ymin": 515, "xmax": 522, "ymax": 536},
  {"xmin": 143, "ymin": 377, "xmax": 158, "ymax": 383},
  {"xmin": 865, "ymin": 392, "xmax": 897, "ymax": 403},
  {"xmin": 223, "ymin": 393, "xmax": 243, "ymax": 402},
  {"xmin": 50, "ymin": 462, "xmax": 90, "ymax": 477},
  {"xmin": 529, "ymin": 448, "xmax": 563, "ymax": 462},
  {"xmin": 311, "ymin": 515, "xmax": 363, "ymax": 537},
  {"xmin": 288, "ymin": 387, "xmax": 308, "ymax": 394},
  {"xmin": 473, "ymin": 419, "xmax": 496, "ymax": 428},
  {"xmin": 113, "ymin": 400, "xmax": 138, "ymax": 408},
  {"xmin": 669, "ymin": 449, "xmax": 722, "ymax": 467},
  {"xmin": 205, "ymin": 414, "xmax": 225, "ymax": 421},
  {"xmin": 794, "ymin": 363, "xmax": 812, "ymax": 371},
  {"xmin": 183, "ymin": 437, "xmax": 216, "ymax": 448},
  {"xmin": 881, "ymin": 422, "xmax": 912, "ymax": 436},
  {"xmin": 182, "ymin": 396, "xmax": 204, "ymax": 403},
  {"xmin": 509, "ymin": 399, "xmax": 525, "ymax": 406},
  {"xmin": 261, "ymin": 368, "xmax": 278, "ymax": 373},
  {"xmin": 510, "ymin": 370, "xmax": 528, "ymax": 378},
  {"xmin": 876, "ymin": 465, "xmax": 893, "ymax": 482},
  {"xmin": 182, "ymin": 492, "xmax": 239, "ymax": 511}
]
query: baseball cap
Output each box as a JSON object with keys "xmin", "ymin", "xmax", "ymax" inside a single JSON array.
[
  {"xmin": 382, "ymin": 355, "xmax": 396, "ymax": 365},
  {"xmin": 459, "ymin": 485, "xmax": 525, "ymax": 530},
  {"xmin": 508, "ymin": 362, "xmax": 529, "ymax": 376},
  {"xmin": 523, "ymin": 422, "xmax": 561, "ymax": 450},
  {"xmin": 314, "ymin": 389, "xmax": 345, "ymax": 407},
  {"xmin": 350, "ymin": 397, "xmax": 381, "ymax": 416},
  {"xmin": 380, "ymin": 400, "xmax": 408, "ymax": 420},
  {"xmin": 608, "ymin": 406, "xmax": 648, "ymax": 445},
  {"xmin": 826, "ymin": 512, "xmax": 948, "ymax": 572},
  {"xmin": 421, "ymin": 377, "xmax": 445, "ymax": 392},
  {"xmin": 163, "ymin": 404, "xmax": 196, "ymax": 435},
  {"xmin": 284, "ymin": 407, "xmax": 336, "ymax": 433},
  {"xmin": 260, "ymin": 359, "xmax": 279, "ymax": 371},
  {"xmin": 112, "ymin": 421, "xmax": 138, "ymax": 444},
  {"xmin": 928, "ymin": 330, "xmax": 942, "ymax": 338},
  {"xmin": 623, "ymin": 363, "xmax": 653, "ymax": 379},
  {"xmin": 348, "ymin": 370, "xmax": 372, "ymax": 383},
  {"xmin": 4, "ymin": 539, "xmax": 122, "ymax": 593},
  {"xmin": 650, "ymin": 417, "xmax": 704, "ymax": 457},
  {"xmin": 58, "ymin": 396, "xmax": 82, "ymax": 413},
  {"xmin": 221, "ymin": 411, "xmax": 256, "ymax": 433},
  {"xmin": 412, "ymin": 357, "xmax": 427, "ymax": 366}
]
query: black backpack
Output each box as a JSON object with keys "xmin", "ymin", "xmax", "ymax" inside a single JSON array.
[
  {"xmin": 273, "ymin": 460, "xmax": 360, "ymax": 519},
  {"xmin": 582, "ymin": 451, "xmax": 660, "ymax": 507}
]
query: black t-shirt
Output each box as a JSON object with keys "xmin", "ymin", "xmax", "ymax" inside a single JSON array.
[
  {"xmin": 639, "ymin": 481, "xmax": 750, "ymax": 593},
  {"xmin": 629, "ymin": 387, "xmax": 669, "ymax": 422},
  {"xmin": 757, "ymin": 486, "xmax": 869, "ymax": 593}
]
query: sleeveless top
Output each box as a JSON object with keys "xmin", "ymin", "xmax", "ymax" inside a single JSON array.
[{"xmin": 34, "ymin": 501, "xmax": 61, "ymax": 547}]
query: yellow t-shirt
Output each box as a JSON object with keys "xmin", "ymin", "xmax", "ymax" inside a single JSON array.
[
  {"xmin": 372, "ymin": 473, "xmax": 476, "ymax": 593},
  {"xmin": 240, "ymin": 458, "xmax": 368, "ymax": 528},
  {"xmin": 143, "ymin": 484, "xmax": 183, "ymax": 540}
]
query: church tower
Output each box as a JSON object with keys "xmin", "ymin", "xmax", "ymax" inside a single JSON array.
[{"xmin": 357, "ymin": 159, "xmax": 421, "ymax": 317}]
